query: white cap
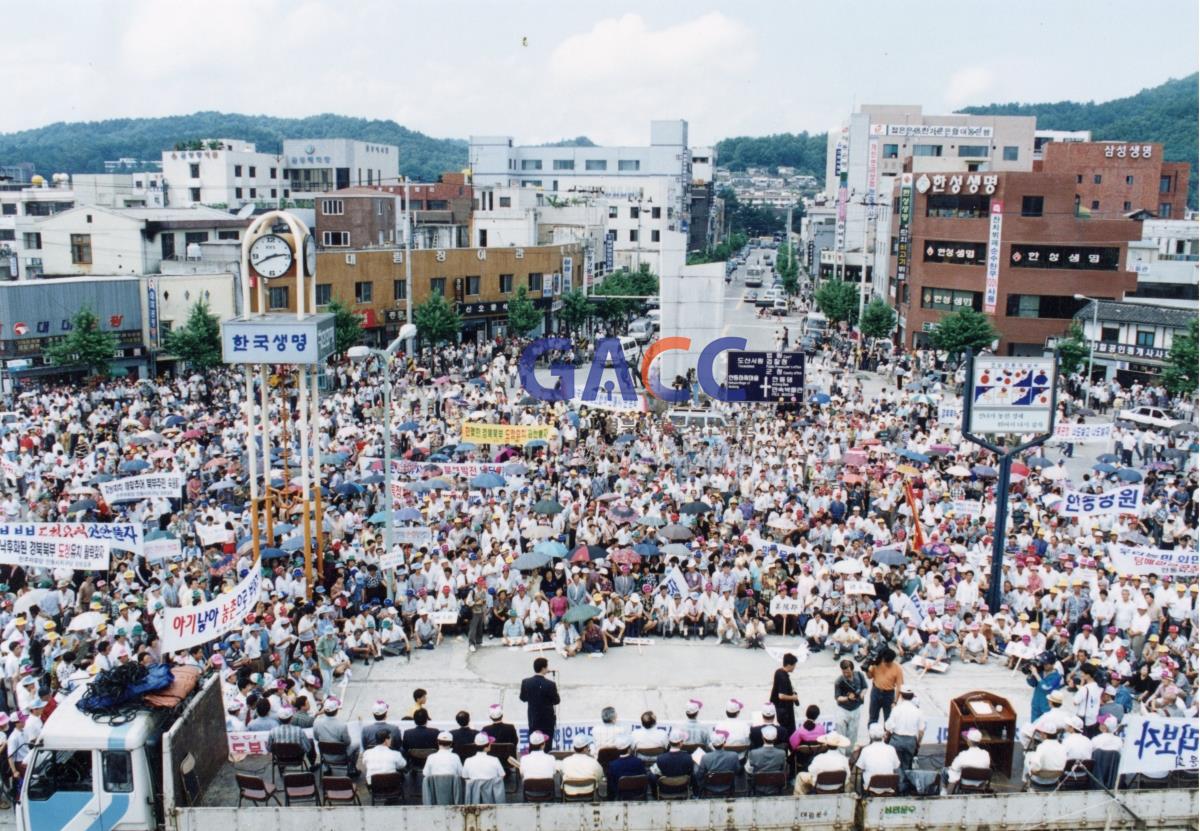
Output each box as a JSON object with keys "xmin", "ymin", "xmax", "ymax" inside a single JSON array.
[
  {"xmin": 711, "ymin": 730, "xmax": 727, "ymax": 747},
  {"xmin": 572, "ymin": 733, "xmax": 593, "ymax": 750},
  {"xmin": 488, "ymin": 704, "xmax": 503, "ymax": 720},
  {"xmin": 685, "ymin": 699, "xmax": 703, "ymax": 715},
  {"xmin": 966, "ymin": 728, "xmax": 983, "ymax": 743},
  {"xmin": 726, "ymin": 698, "xmax": 743, "ymax": 714},
  {"xmin": 868, "ymin": 723, "xmax": 885, "ymax": 740},
  {"xmin": 762, "ymin": 703, "xmax": 776, "ymax": 718},
  {"xmin": 761, "ymin": 725, "xmax": 778, "ymax": 742},
  {"xmin": 437, "ymin": 731, "xmax": 454, "ymax": 743},
  {"xmin": 474, "ymin": 733, "xmax": 491, "ymax": 748},
  {"xmin": 529, "ymin": 730, "xmax": 547, "ymax": 746},
  {"xmin": 371, "ymin": 700, "xmax": 389, "ymax": 716},
  {"xmin": 669, "ymin": 729, "xmax": 687, "ymax": 744},
  {"xmin": 323, "ymin": 698, "xmax": 340, "ymax": 713}
]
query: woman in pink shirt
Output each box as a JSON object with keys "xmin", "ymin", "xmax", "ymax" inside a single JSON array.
[
  {"xmin": 549, "ymin": 588, "xmax": 569, "ymax": 626},
  {"xmin": 789, "ymin": 704, "xmax": 827, "ymax": 750}
]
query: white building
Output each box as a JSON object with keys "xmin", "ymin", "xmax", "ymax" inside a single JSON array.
[
  {"xmin": 1073, "ymin": 299, "xmax": 1195, "ymax": 384},
  {"xmin": 469, "ymin": 121, "xmax": 692, "ymax": 279},
  {"xmin": 1124, "ymin": 218, "xmax": 1199, "ymax": 309},
  {"xmin": 691, "ymin": 146, "xmax": 716, "ymax": 184},
  {"xmin": 160, "ymin": 140, "xmax": 286, "ymax": 209},
  {"xmin": 1033, "ymin": 129, "xmax": 1092, "ymax": 160},
  {"xmin": 71, "ymin": 173, "xmax": 167, "ymax": 209},
  {"xmin": 282, "ymin": 139, "xmax": 399, "ymax": 197}
]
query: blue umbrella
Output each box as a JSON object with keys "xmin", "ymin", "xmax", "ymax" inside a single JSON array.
[
  {"xmin": 1097, "ymin": 453, "xmax": 1120, "ymax": 464},
  {"xmin": 513, "ymin": 551, "xmax": 551, "ymax": 571},
  {"xmin": 470, "ymin": 472, "xmax": 506, "ymax": 489},
  {"xmin": 272, "ymin": 523, "xmax": 296, "ymax": 535},
  {"xmin": 1115, "ymin": 468, "xmax": 1142, "ymax": 482},
  {"xmin": 633, "ymin": 542, "xmax": 660, "ymax": 557},
  {"xmin": 503, "ymin": 462, "xmax": 529, "ymax": 476},
  {"xmin": 367, "ymin": 511, "xmax": 394, "ymax": 525},
  {"xmin": 261, "ymin": 547, "xmax": 287, "ymax": 560},
  {"xmin": 456, "ymin": 443, "xmax": 477, "ymax": 453},
  {"xmin": 396, "ymin": 421, "xmax": 419, "ymax": 432},
  {"xmin": 269, "ymin": 477, "xmax": 285, "ymax": 488},
  {"xmin": 404, "ymin": 480, "xmax": 433, "ymax": 493},
  {"xmin": 971, "ymin": 465, "xmax": 997, "ymax": 478},
  {"xmin": 335, "ymin": 483, "xmax": 363, "ymax": 497},
  {"xmin": 119, "ymin": 459, "xmax": 151, "ymax": 473},
  {"xmin": 397, "ymin": 507, "xmax": 423, "ymax": 522},
  {"xmin": 320, "ymin": 452, "xmax": 349, "ymax": 465},
  {"xmin": 896, "ymin": 449, "xmax": 931, "ymax": 465},
  {"xmin": 534, "ymin": 540, "xmax": 568, "ymax": 558},
  {"xmin": 426, "ymin": 478, "xmax": 452, "ymax": 490},
  {"xmin": 208, "ymin": 479, "xmax": 237, "ymax": 492},
  {"xmin": 90, "ymin": 473, "xmax": 115, "ymax": 484},
  {"xmin": 811, "ymin": 393, "xmax": 832, "ymax": 405},
  {"xmin": 525, "ymin": 439, "xmax": 549, "ymax": 449},
  {"xmin": 281, "ymin": 535, "xmax": 305, "ymax": 552},
  {"xmin": 871, "ymin": 548, "xmax": 908, "ymax": 566},
  {"xmin": 163, "ymin": 415, "xmax": 186, "ymax": 428},
  {"xmin": 1026, "ymin": 456, "xmax": 1053, "ymax": 469},
  {"xmin": 359, "ymin": 474, "xmax": 385, "ymax": 484},
  {"xmin": 1093, "ymin": 463, "xmax": 1118, "ymax": 474},
  {"xmin": 428, "ymin": 453, "xmax": 450, "ymax": 462}
]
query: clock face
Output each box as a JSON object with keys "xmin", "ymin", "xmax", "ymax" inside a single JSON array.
[
  {"xmin": 304, "ymin": 235, "xmax": 317, "ymax": 277},
  {"xmin": 249, "ymin": 234, "xmax": 294, "ymax": 279}
]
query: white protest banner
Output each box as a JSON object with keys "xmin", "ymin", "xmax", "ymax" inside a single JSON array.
[
  {"xmin": 381, "ymin": 459, "xmax": 506, "ymax": 477},
  {"xmin": 938, "ymin": 405, "xmax": 962, "ymax": 426},
  {"xmin": 948, "ymin": 500, "xmax": 983, "ymax": 518},
  {"xmin": 143, "ymin": 536, "xmax": 182, "ymax": 563},
  {"xmin": 162, "ymin": 565, "xmax": 262, "ymax": 653},
  {"xmin": 844, "ymin": 580, "xmax": 877, "ymax": 595},
  {"xmin": 769, "ymin": 597, "xmax": 804, "ymax": 616},
  {"xmin": 1118, "ymin": 716, "xmax": 1199, "ymax": 775},
  {"xmin": 394, "ymin": 526, "xmax": 434, "ymax": 546},
  {"xmin": 0, "ymin": 537, "xmax": 109, "ymax": 571},
  {"xmin": 1058, "ymin": 484, "xmax": 1143, "ymax": 518},
  {"xmin": 657, "ymin": 566, "xmax": 689, "ymax": 598},
  {"xmin": 1109, "ymin": 544, "xmax": 1198, "ymax": 579},
  {"xmin": 99, "ymin": 471, "xmax": 184, "ymax": 504},
  {"xmin": 0, "ymin": 521, "xmax": 143, "ymax": 555},
  {"xmin": 570, "ymin": 392, "xmax": 647, "ymax": 414},
  {"xmin": 1051, "ymin": 422, "xmax": 1113, "ymax": 444},
  {"xmin": 431, "ymin": 610, "xmax": 460, "ymax": 626},
  {"xmin": 0, "ymin": 458, "xmax": 20, "ymax": 482},
  {"xmin": 195, "ymin": 523, "xmax": 228, "ymax": 548}
]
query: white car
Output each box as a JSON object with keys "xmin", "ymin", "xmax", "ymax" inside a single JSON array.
[{"xmin": 1117, "ymin": 405, "xmax": 1184, "ymax": 431}]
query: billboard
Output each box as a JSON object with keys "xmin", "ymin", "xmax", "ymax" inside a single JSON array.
[{"xmin": 967, "ymin": 357, "xmax": 1055, "ymax": 434}]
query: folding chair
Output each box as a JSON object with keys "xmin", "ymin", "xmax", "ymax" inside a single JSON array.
[
  {"xmin": 955, "ymin": 766, "xmax": 993, "ymax": 794},
  {"xmin": 368, "ymin": 771, "xmax": 406, "ymax": 805},
  {"xmin": 813, "ymin": 769, "xmax": 848, "ymax": 794},
  {"xmin": 282, "ymin": 772, "xmax": 319, "ymax": 806},
  {"xmin": 616, "ymin": 774, "xmax": 649, "ymax": 801},
  {"xmin": 322, "ymin": 776, "xmax": 361, "ymax": 806},
  {"xmin": 864, "ymin": 773, "xmax": 900, "ymax": 797},
  {"xmin": 750, "ymin": 770, "xmax": 787, "ymax": 796},
  {"xmin": 699, "ymin": 770, "xmax": 736, "ymax": 799},
  {"xmin": 235, "ymin": 774, "xmax": 280, "ymax": 807},
  {"xmin": 561, "ymin": 778, "xmax": 598, "ymax": 803},
  {"xmin": 522, "ymin": 777, "xmax": 556, "ymax": 803},
  {"xmin": 318, "ymin": 741, "xmax": 351, "ymax": 776},
  {"xmin": 270, "ymin": 742, "xmax": 308, "ymax": 785},
  {"xmin": 655, "ymin": 774, "xmax": 692, "ymax": 800}
]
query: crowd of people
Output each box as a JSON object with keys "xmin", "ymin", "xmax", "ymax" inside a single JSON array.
[{"xmin": 0, "ymin": 326, "xmax": 1193, "ymax": 807}]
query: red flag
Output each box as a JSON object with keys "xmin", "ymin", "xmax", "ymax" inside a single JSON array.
[{"xmin": 904, "ymin": 481, "xmax": 925, "ymax": 552}]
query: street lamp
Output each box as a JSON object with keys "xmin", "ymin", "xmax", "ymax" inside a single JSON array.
[
  {"xmin": 1074, "ymin": 294, "xmax": 1100, "ymax": 406},
  {"xmin": 349, "ymin": 322, "xmax": 417, "ymax": 594}
]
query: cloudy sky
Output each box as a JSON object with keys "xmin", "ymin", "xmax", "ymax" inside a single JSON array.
[{"xmin": 5, "ymin": 0, "xmax": 1196, "ymax": 144}]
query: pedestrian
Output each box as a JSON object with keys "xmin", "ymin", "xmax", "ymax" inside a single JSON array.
[
  {"xmin": 866, "ymin": 648, "xmax": 903, "ymax": 726},
  {"xmin": 833, "ymin": 658, "xmax": 869, "ymax": 751},
  {"xmin": 769, "ymin": 652, "xmax": 800, "ymax": 738},
  {"xmin": 519, "ymin": 656, "xmax": 560, "ymax": 749}
]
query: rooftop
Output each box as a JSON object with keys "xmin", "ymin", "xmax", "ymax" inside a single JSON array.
[{"xmin": 1075, "ymin": 299, "xmax": 1198, "ymax": 328}]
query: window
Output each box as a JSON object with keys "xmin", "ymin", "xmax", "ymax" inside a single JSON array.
[
  {"xmin": 1076, "ymin": 174, "xmax": 1083, "ymax": 184},
  {"xmin": 883, "ymin": 144, "xmax": 899, "ymax": 159},
  {"xmin": 1123, "ymin": 201, "xmax": 1132, "ymax": 211},
  {"xmin": 1159, "ymin": 175, "xmax": 1172, "ymax": 193},
  {"xmin": 27, "ymin": 750, "xmax": 94, "ymax": 800},
  {"xmin": 0, "ymin": 204, "xmax": 14, "ymax": 215},
  {"xmin": 921, "ymin": 287, "xmax": 982, "ymax": 312},
  {"xmin": 913, "ymin": 144, "xmax": 943, "ymax": 157},
  {"xmin": 618, "ymin": 160, "xmax": 641, "ymax": 171},
  {"xmin": 1020, "ymin": 196, "xmax": 1044, "ymax": 217},
  {"xmin": 189, "ymin": 163, "xmax": 200, "ymax": 178},
  {"xmin": 249, "ymin": 188, "xmax": 257, "ymax": 198},
  {"xmin": 465, "ymin": 276, "xmax": 480, "ymax": 296},
  {"xmin": 957, "ymin": 145, "xmax": 988, "ymax": 158},
  {"xmin": 629, "ymin": 230, "xmax": 639, "ymax": 242},
  {"xmin": 520, "ymin": 159, "xmax": 543, "ymax": 171},
  {"xmin": 248, "ymin": 166, "xmax": 256, "ymax": 177},
  {"xmin": 268, "ymin": 287, "xmax": 289, "ymax": 309},
  {"xmin": 1004, "ymin": 294, "xmax": 1088, "ymax": 319},
  {"xmin": 651, "ymin": 230, "xmax": 660, "ymax": 242},
  {"xmin": 234, "ymin": 165, "xmax": 243, "ymax": 176},
  {"xmin": 925, "ymin": 194, "xmax": 991, "ymax": 218},
  {"xmin": 630, "ymin": 207, "xmax": 639, "ymax": 219},
  {"xmin": 1135, "ymin": 330, "xmax": 1155, "ymax": 347},
  {"xmin": 1091, "ymin": 200, "xmax": 1100, "ymax": 210},
  {"xmin": 1002, "ymin": 146, "xmax": 1019, "ymax": 161},
  {"xmin": 528, "ymin": 273, "xmax": 543, "ymax": 292},
  {"xmin": 102, "ymin": 752, "xmax": 133, "ymax": 794},
  {"xmin": 270, "ymin": 189, "xmax": 277, "ymax": 198},
  {"xmin": 316, "ymin": 284, "xmax": 333, "ymax": 306},
  {"xmin": 586, "ymin": 160, "xmax": 607, "ymax": 171},
  {"xmin": 430, "ymin": 277, "xmax": 446, "ymax": 296},
  {"xmin": 553, "ymin": 160, "xmax": 574, "ymax": 170},
  {"xmin": 354, "ymin": 281, "xmax": 373, "ymax": 303},
  {"xmin": 189, "ymin": 188, "xmax": 201, "ymax": 202},
  {"xmin": 498, "ymin": 196, "xmax": 512, "ymax": 208},
  {"xmin": 321, "ymin": 199, "xmax": 344, "ymax": 215},
  {"xmin": 392, "ymin": 280, "xmax": 406, "ymax": 301},
  {"xmin": 1125, "ymin": 175, "xmax": 1134, "ymax": 186},
  {"xmin": 499, "ymin": 274, "xmax": 513, "ymax": 293},
  {"xmin": 160, "ymin": 233, "xmax": 175, "ymax": 260},
  {"xmin": 1100, "ymin": 326, "xmax": 1120, "ymax": 343},
  {"xmin": 608, "ymin": 206, "xmax": 618, "ymax": 219},
  {"xmin": 651, "ymin": 207, "xmax": 661, "ymax": 219},
  {"xmin": 217, "ymin": 230, "xmax": 239, "ymax": 240},
  {"xmin": 1159, "ymin": 203, "xmax": 1172, "ymax": 218},
  {"xmin": 70, "ymin": 233, "xmax": 92, "ymax": 264},
  {"xmin": 426, "ymin": 200, "xmax": 448, "ymax": 211},
  {"xmin": 321, "ymin": 231, "xmax": 349, "ymax": 247},
  {"xmin": 0, "ymin": 230, "xmax": 13, "ymax": 242},
  {"xmin": 1093, "ymin": 174, "xmax": 1102, "ymax": 184},
  {"xmin": 269, "ymin": 167, "xmax": 277, "ymax": 179},
  {"xmin": 22, "ymin": 232, "xmax": 41, "ymax": 250},
  {"xmin": 478, "ymin": 229, "xmax": 488, "ymax": 247},
  {"xmin": 234, "ymin": 188, "xmax": 243, "ymax": 199}
]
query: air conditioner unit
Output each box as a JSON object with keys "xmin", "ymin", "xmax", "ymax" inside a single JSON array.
[{"xmin": 345, "ymin": 253, "xmax": 356, "ymax": 265}]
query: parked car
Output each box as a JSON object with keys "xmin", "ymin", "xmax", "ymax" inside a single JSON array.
[
  {"xmin": 1117, "ymin": 405, "xmax": 1185, "ymax": 431},
  {"xmin": 767, "ymin": 299, "xmax": 790, "ymax": 316},
  {"xmin": 628, "ymin": 318, "xmax": 655, "ymax": 343},
  {"xmin": 744, "ymin": 290, "xmax": 759, "ymax": 303},
  {"xmin": 666, "ymin": 408, "xmax": 728, "ymax": 430}
]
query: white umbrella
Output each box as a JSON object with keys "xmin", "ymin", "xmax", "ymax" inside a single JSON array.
[
  {"xmin": 13, "ymin": 589, "xmax": 48, "ymax": 615},
  {"xmin": 67, "ymin": 611, "xmax": 105, "ymax": 632},
  {"xmin": 1042, "ymin": 467, "xmax": 1069, "ymax": 481},
  {"xmin": 768, "ymin": 516, "xmax": 797, "ymax": 531},
  {"xmin": 833, "ymin": 559, "xmax": 863, "ymax": 575},
  {"xmin": 946, "ymin": 465, "xmax": 971, "ymax": 478},
  {"xmin": 526, "ymin": 526, "xmax": 555, "ymax": 540}
]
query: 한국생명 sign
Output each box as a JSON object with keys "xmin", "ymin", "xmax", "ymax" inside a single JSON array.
[{"xmin": 221, "ymin": 314, "xmax": 336, "ymax": 366}]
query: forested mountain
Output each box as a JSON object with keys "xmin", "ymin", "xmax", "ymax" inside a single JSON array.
[
  {"xmin": 714, "ymin": 132, "xmax": 828, "ymax": 180},
  {"xmin": 0, "ymin": 112, "xmax": 467, "ymax": 182}
]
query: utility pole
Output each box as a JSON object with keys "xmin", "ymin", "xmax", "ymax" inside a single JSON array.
[{"xmin": 404, "ymin": 177, "xmax": 414, "ymax": 354}]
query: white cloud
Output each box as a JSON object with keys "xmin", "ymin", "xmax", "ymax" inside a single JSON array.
[{"xmin": 944, "ymin": 66, "xmax": 996, "ymax": 109}]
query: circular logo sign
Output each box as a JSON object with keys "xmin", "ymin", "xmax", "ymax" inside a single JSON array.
[
  {"xmin": 304, "ymin": 144, "xmax": 316, "ymax": 155},
  {"xmin": 915, "ymin": 174, "xmax": 931, "ymax": 194},
  {"xmin": 12, "ymin": 322, "xmax": 27, "ymax": 336}
]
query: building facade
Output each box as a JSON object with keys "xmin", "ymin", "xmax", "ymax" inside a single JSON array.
[
  {"xmin": 314, "ymin": 189, "xmax": 398, "ymax": 250},
  {"xmin": 1124, "ymin": 218, "xmax": 1198, "ymax": 307},
  {"xmin": 890, "ymin": 171, "xmax": 1140, "ymax": 355},
  {"xmin": 1038, "ymin": 141, "xmax": 1190, "ymax": 220},
  {"xmin": 373, "ymin": 174, "xmax": 473, "ymax": 250},
  {"xmin": 160, "ymin": 140, "xmax": 287, "ymax": 209},
  {"xmin": 282, "ymin": 139, "xmax": 399, "ymax": 197},
  {"xmin": 1073, "ymin": 300, "xmax": 1196, "ymax": 385}
]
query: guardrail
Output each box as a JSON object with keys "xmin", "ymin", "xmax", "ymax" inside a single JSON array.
[{"xmin": 174, "ymin": 789, "xmax": 1198, "ymax": 831}]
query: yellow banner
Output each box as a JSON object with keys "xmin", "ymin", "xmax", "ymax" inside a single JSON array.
[{"xmin": 461, "ymin": 422, "xmax": 555, "ymax": 445}]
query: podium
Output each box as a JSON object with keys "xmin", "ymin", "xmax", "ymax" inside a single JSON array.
[{"xmin": 946, "ymin": 690, "xmax": 1017, "ymax": 779}]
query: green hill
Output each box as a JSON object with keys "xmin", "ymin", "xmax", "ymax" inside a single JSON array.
[
  {"xmin": 960, "ymin": 73, "xmax": 1198, "ymax": 208},
  {"xmin": 0, "ymin": 111, "xmax": 467, "ymax": 183},
  {"xmin": 714, "ymin": 132, "xmax": 828, "ymax": 182}
]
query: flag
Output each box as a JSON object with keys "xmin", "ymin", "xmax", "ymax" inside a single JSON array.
[
  {"xmin": 904, "ymin": 481, "xmax": 925, "ymax": 552},
  {"xmin": 658, "ymin": 566, "xmax": 688, "ymax": 598}
]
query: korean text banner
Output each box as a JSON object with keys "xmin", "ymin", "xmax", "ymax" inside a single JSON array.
[
  {"xmin": 162, "ymin": 565, "xmax": 262, "ymax": 653},
  {"xmin": 143, "ymin": 536, "xmax": 182, "ymax": 562},
  {"xmin": 1118, "ymin": 716, "xmax": 1199, "ymax": 775},
  {"xmin": 1109, "ymin": 544, "xmax": 1198, "ymax": 579},
  {"xmin": 0, "ymin": 537, "xmax": 109, "ymax": 571},
  {"xmin": 461, "ymin": 423, "xmax": 554, "ymax": 445},
  {"xmin": 0, "ymin": 521, "xmax": 143, "ymax": 555},
  {"xmin": 1051, "ymin": 422, "xmax": 1113, "ymax": 444},
  {"xmin": 1057, "ymin": 484, "xmax": 1143, "ymax": 517},
  {"xmin": 100, "ymin": 471, "xmax": 184, "ymax": 504},
  {"xmin": 374, "ymin": 459, "xmax": 507, "ymax": 478}
]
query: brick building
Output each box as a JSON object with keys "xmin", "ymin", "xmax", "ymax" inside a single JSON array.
[
  {"xmin": 314, "ymin": 188, "xmax": 397, "ymax": 250},
  {"xmin": 891, "ymin": 170, "xmax": 1140, "ymax": 355},
  {"xmin": 372, "ymin": 172, "xmax": 473, "ymax": 249},
  {"xmin": 1038, "ymin": 141, "xmax": 1190, "ymax": 220},
  {"xmin": 250, "ymin": 242, "xmax": 581, "ymax": 344}
]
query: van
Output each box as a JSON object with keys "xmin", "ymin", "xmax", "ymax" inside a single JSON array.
[
  {"xmin": 602, "ymin": 336, "xmax": 640, "ymax": 366},
  {"xmin": 628, "ymin": 318, "xmax": 655, "ymax": 344},
  {"xmin": 666, "ymin": 408, "xmax": 727, "ymax": 430},
  {"xmin": 646, "ymin": 309, "xmax": 661, "ymax": 330},
  {"xmin": 745, "ymin": 267, "xmax": 764, "ymax": 288},
  {"xmin": 804, "ymin": 311, "xmax": 829, "ymax": 338}
]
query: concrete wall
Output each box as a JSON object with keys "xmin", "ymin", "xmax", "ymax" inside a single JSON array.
[{"xmin": 659, "ymin": 262, "xmax": 724, "ymax": 385}]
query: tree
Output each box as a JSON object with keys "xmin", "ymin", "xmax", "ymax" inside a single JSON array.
[
  {"xmin": 413, "ymin": 293, "xmax": 461, "ymax": 346},
  {"xmin": 45, "ymin": 307, "xmax": 118, "ymax": 377},
  {"xmin": 858, "ymin": 299, "xmax": 897, "ymax": 339},
  {"xmin": 1163, "ymin": 318, "xmax": 1199, "ymax": 395},
  {"xmin": 776, "ymin": 242, "xmax": 800, "ymax": 296},
  {"xmin": 506, "ymin": 286, "xmax": 542, "ymax": 337},
  {"xmin": 813, "ymin": 280, "xmax": 859, "ymax": 324},
  {"xmin": 1056, "ymin": 321, "xmax": 1091, "ymax": 376},
  {"xmin": 559, "ymin": 289, "xmax": 592, "ymax": 335},
  {"xmin": 326, "ymin": 299, "xmax": 363, "ymax": 356},
  {"xmin": 928, "ymin": 309, "xmax": 1000, "ymax": 358},
  {"xmin": 164, "ymin": 299, "xmax": 221, "ymax": 369},
  {"xmin": 592, "ymin": 264, "xmax": 658, "ymax": 326}
]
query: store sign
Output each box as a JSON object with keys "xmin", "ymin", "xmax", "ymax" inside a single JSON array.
[
  {"xmin": 604, "ymin": 237, "xmax": 614, "ymax": 271},
  {"xmin": 1092, "ymin": 341, "xmax": 1169, "ymax": 361},
  {"xmin": 562, "ymin": 257, "xmax": 573, "ymax": 292},
  {"xmin": 896, "ymin": 174, "xmax": 913, "ymax": 283},
  {"xmin": 968, "ymin": 357, "xmax": 1055, "ymax": 435},
  {"xmin": 147, "ymin": 278, "xmax": 160, "ymax": 349},
  {"xmin": 921, "ymin": 174, "xmax": 998, "ymax": 196},
  {"xmin": 1104, "ymin": 144, "xmax": 1153, "ymax": 159},
  {"xmin": 1010, "ymin": 244, "xmax": 1121, "ymax": 271},
  {"xmin": 221, "ymin": 314, "xmax": 336, "ymax": 365},
  {"xmin": 866, "ymin": 140, "xmax": 879, "ymax": 220},
  {"xmin": 923, "ymin": 241, "xmax": 984, "ymax": 266},
  {"xmin": 870, "ymin": 124, "xmax": 994, "ymax": 139},
  {"xmin": 984, "ymin": 201, "xmax": 1004, "ymax": 314}
]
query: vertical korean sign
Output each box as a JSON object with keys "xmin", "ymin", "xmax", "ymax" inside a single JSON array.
[
  {"xmin": 562, "ymin": 256, "xmax": 573, "ymax": 293},
  {"xmin": 896, "ymin": 173, "xmax": 913, "ymax": 284},
  {"xmin": 604, "ymin": 237, "xmax": 614, "ymax": 273},
  {"xmin": 146, "ymin": 277, "xmax": 160, "ymax": 349},
  {"xmin": 866, "ymin": 140, "xmax": 879, "ymax": 220},
  {"xmin": 984, "ymin": 201, "xmax": 1004, "ymax": 314}
]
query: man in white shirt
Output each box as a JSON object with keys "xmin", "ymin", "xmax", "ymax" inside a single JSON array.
[
  {"xmin": 424, "ymin": 733, "xmax": 465, "ymax": 778},
  {"xmin": 1071, "ymin": 665, "xmax": 1102, "ymax": 735},
  {"xmin": 884, "ymin": 686, "xmax": 926, "ymax": 771},
  {"xmin": 943, "ymin": 728, "xmax": 990, "ymax": 792},
  {"xmin": 713, "ymin": 699, "xmax": 751, "ymax": 749},
  {"xmin": 1061, "ymin": 717, "xmax": 1093, "ymax": 762},
  {"xmin": 558, "ymin": 734, "xmax": 605, "ymax": 798},
  {"xmin": 518, "ymin": 731, "xmax": 558, "ymax": 781},
  {"xmin": 462, "ymin": 733, "xmax": 506, "ymax": 781},
  {"xmin": 359, "ymin": 732, "xmax": 407, "ymax": 784},
  {"xmin": 855, "ymin": 723, "xmax": 901, "ymax": 789},
  {"xmin": 793, "ymin": 732, "xmax": 851, "ymax": 794},
  {"xmin": 1025, "ymin": 732, "xmax": 1067, "ymax": 784}
]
